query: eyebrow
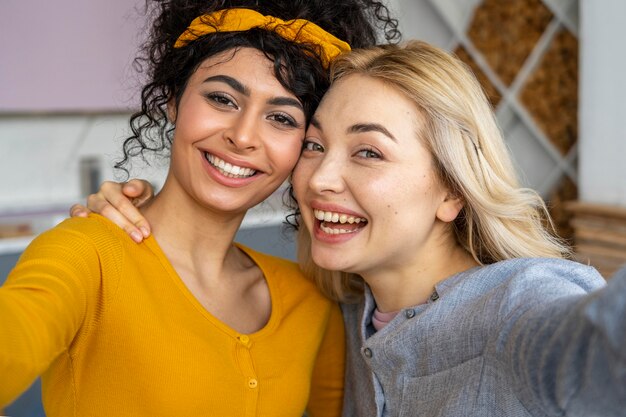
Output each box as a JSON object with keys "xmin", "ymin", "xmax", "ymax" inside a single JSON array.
[
  {"xmin": 348, "ymin": 123, "xmax": 396, "ymax": 142},
  {"xmin": 310, "ymin": 117, "xmax": 396, "ymax": 142},
  {"xmin": 203, "ymin": 75, "xmax": 249, "ymax": 95},
  {"xmin": 268, "ymin": 97, "xmax": 303, "ymax": 110},
  {"xmin": 203, "ymin": 75, "xmax": 303, "ymax": 111}
]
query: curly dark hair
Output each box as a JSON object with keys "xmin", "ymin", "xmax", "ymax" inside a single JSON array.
[{"xmin": 116, "ymin": 0, "xmax": 400, "ymax": 174}]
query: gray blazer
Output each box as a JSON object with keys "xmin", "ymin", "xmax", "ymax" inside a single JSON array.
[{"xmin": 341, "ymin": 258, "xmax": 626, "ymax": 416}]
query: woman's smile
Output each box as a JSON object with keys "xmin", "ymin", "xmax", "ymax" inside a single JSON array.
[
  {"xmin": 204, "ymin": 152, "xmax": 257, "ymax": 179},
  {"xmin": 311, "ymin": 204, "xmax": 369, "ymax": 242},
  {"xmin": 293, "ymin": 74, "xmax": 450, "ymax": 276},
  {"xmin": 165, "ymin": 47, "xmax": 305, "ymax": 214}
]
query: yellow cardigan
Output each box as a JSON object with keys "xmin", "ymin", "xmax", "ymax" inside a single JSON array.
[{"xmin": 0, "ymin": 215, "xmax": 345, "ymax": 416}]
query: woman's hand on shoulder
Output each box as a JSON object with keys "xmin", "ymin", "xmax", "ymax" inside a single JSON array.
[{"xmin": 69, "ymin": 179, "xmax": 155, "ymax": 243}]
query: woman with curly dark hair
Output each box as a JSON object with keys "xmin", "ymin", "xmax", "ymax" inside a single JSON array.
[{"xmin": 0, "ymin": 1, "xmax": 399, "ymax": 415}]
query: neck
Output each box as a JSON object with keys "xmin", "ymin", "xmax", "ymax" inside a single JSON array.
[
  {"xmin": 142, "ymin": 179, "xmax": 247, "ymax": 268},
  {"xmin": 363, "ymin": 238, "xmax": 478, "ymax": 313}
]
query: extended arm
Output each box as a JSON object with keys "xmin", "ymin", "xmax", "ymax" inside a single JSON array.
[
  {"xmin": 0, "ymin": 222, "xmax": 102, "ymax": 407},
  {"xmin": 500, "ymin": 263, "xmax": 626, "ymax": 416}
]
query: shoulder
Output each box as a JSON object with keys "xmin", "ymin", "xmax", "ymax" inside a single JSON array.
[
  {"xmin": 24, "ymin": 214, "xmax": 129, "ymax": 262},
  {"xmin": 470, "ymin": 258, "xmax": 606, "ymax": 320},
  {"xmin": 37, "ymin": 213, "xmax": 129, "ymax": 242},
  {"xmin": 488, "ymin": 258, "xmax": 605, "ymax": 293},
  {"xmin": 445, "ymin": 258, "xmax": 604, "ymax": 292},
  {"xmin": 12, "ymin": 215, "xmax": 130, "ymax": 299},
  {"xmin": 436, "ymin": 258, "xmax": 605, "ymax": 316}
]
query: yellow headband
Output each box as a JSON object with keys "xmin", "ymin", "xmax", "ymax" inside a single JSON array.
[{"xmin": 174, "ymin": 8, "xmax": 351, "ymax": 69}]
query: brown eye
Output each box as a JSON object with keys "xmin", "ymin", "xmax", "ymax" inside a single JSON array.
[
  {"xmin": 206, "ymin": 92, "xmax": 237, "ymax": 109},
  {"xmin": 356, "ymin": 148, "xmax": 381, "ymax": 159},
  {"xmin": 269, "ymin": 112, "xmax": 298, "ymax": 127},
  {"xmin": 302, "ymin": 140, "xmax": 324, "ymax": 152}
]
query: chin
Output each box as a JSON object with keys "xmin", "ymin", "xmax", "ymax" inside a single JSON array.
[{"xmin": 311, "ymin": 250, "xmax": 355, "ymax": 274}]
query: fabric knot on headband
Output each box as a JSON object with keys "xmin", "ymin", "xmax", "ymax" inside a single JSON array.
[{"xmin": 174, "ymin": 8, "xmax": 351, "ymax": 69}]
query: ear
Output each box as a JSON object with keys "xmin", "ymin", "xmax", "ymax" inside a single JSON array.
[
  {"xmin": 436, "ymin": 192, "xmax": 464, "ymax": 223},
  {"xmin": 167, "ymin": 98, "xmax": 177, "ymax": 123}
]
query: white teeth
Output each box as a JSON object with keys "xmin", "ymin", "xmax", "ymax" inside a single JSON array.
[
  {"xmin": 206, "ymin": 153, "xmax": 256, "ymax": 178},
  {"xmin": 320, "ymin": 223, "xmax": 359, "ymax": 235},
  {"xmin": 313, "ymin": 209, "xmax": 367, "ymax": 225}
]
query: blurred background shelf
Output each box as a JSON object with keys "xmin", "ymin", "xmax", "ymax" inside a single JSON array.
[{"xmin": 424, "ymin": 0, "xmax": 580, "ymax": 241}]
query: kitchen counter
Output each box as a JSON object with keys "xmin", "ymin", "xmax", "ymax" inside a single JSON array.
[
  {"xmin": 0, "ymin": 203, "xmax": 69, "ymax": 255},
  {"xmin": 0, "ymin": 187, "xmax": 292, "ymax": 256}
]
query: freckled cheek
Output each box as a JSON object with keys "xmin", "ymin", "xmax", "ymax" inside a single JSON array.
[{"xmin": 371, "ymin": 177, "xmax": 424, "ymax": 219}]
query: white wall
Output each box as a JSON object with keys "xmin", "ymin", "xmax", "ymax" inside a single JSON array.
[
  {"xmin": 2, "ymin": 0, "xmax": 623, "ymax": 216},
  {"xmin": 386, "ymin": 0, "xmax": 454, "ymax": 47},
  {"xmin": 0, "ymin": 0, "xmax": 443, "ymax": 214},
  {"xmin": 0, "ymin": 114, "xmax": 166, "ymax": 211},
  {"xmin": 579, "ymin": 0, "xmax": 626, "ymax": 206},
  {"xmin": 0, "ymin": 0, "xmax": 157, "ymax": 212}
]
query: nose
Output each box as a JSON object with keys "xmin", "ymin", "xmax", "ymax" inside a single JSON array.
[
  {"xmin": 306, "ymin": 152, "xmax": 346, "ymax": 195},
  {"xmin": 223, "ymin": 109, "xmax": 261, "ymax": 151}
]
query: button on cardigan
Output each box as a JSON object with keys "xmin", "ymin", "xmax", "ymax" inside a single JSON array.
[{"xmin": 0, "ymin": 214, "xmax": 345, "ymax": 417}]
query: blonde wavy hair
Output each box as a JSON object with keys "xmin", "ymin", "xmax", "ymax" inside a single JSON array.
[{"xmin": 296, "ymin": 40, "xmax": 571, "ymax": 303}]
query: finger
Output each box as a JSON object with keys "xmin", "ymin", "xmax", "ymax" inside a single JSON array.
[
  {"xmin": 123, "ymin": 179, "xmax": 155, "ymax": 206},
  {"xmin": 120, "ymin": 180, "xmax": 154, "ymax": 237},
  {"xmin": 98, "ymin": 203, "xmax": 146, "ymax": 243},
  {"xmin": 87, "ymin": 183, "xmax": 146, "ymax": 243},
  {"xmin": 121, "ymin": 179, "xmax": 147, "ymax": 198},
  {"xmin": 69, "ymin": 204, "xmax": 91, "ymax": 218}
]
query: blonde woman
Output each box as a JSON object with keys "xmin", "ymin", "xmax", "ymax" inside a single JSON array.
[
  {"xmin": 292, "ymin": 41, "xmax": 625, "ymax": 416},
  {"xmin": 72, "ymin": 41, "xmax": 626, "ymax": 416}
]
